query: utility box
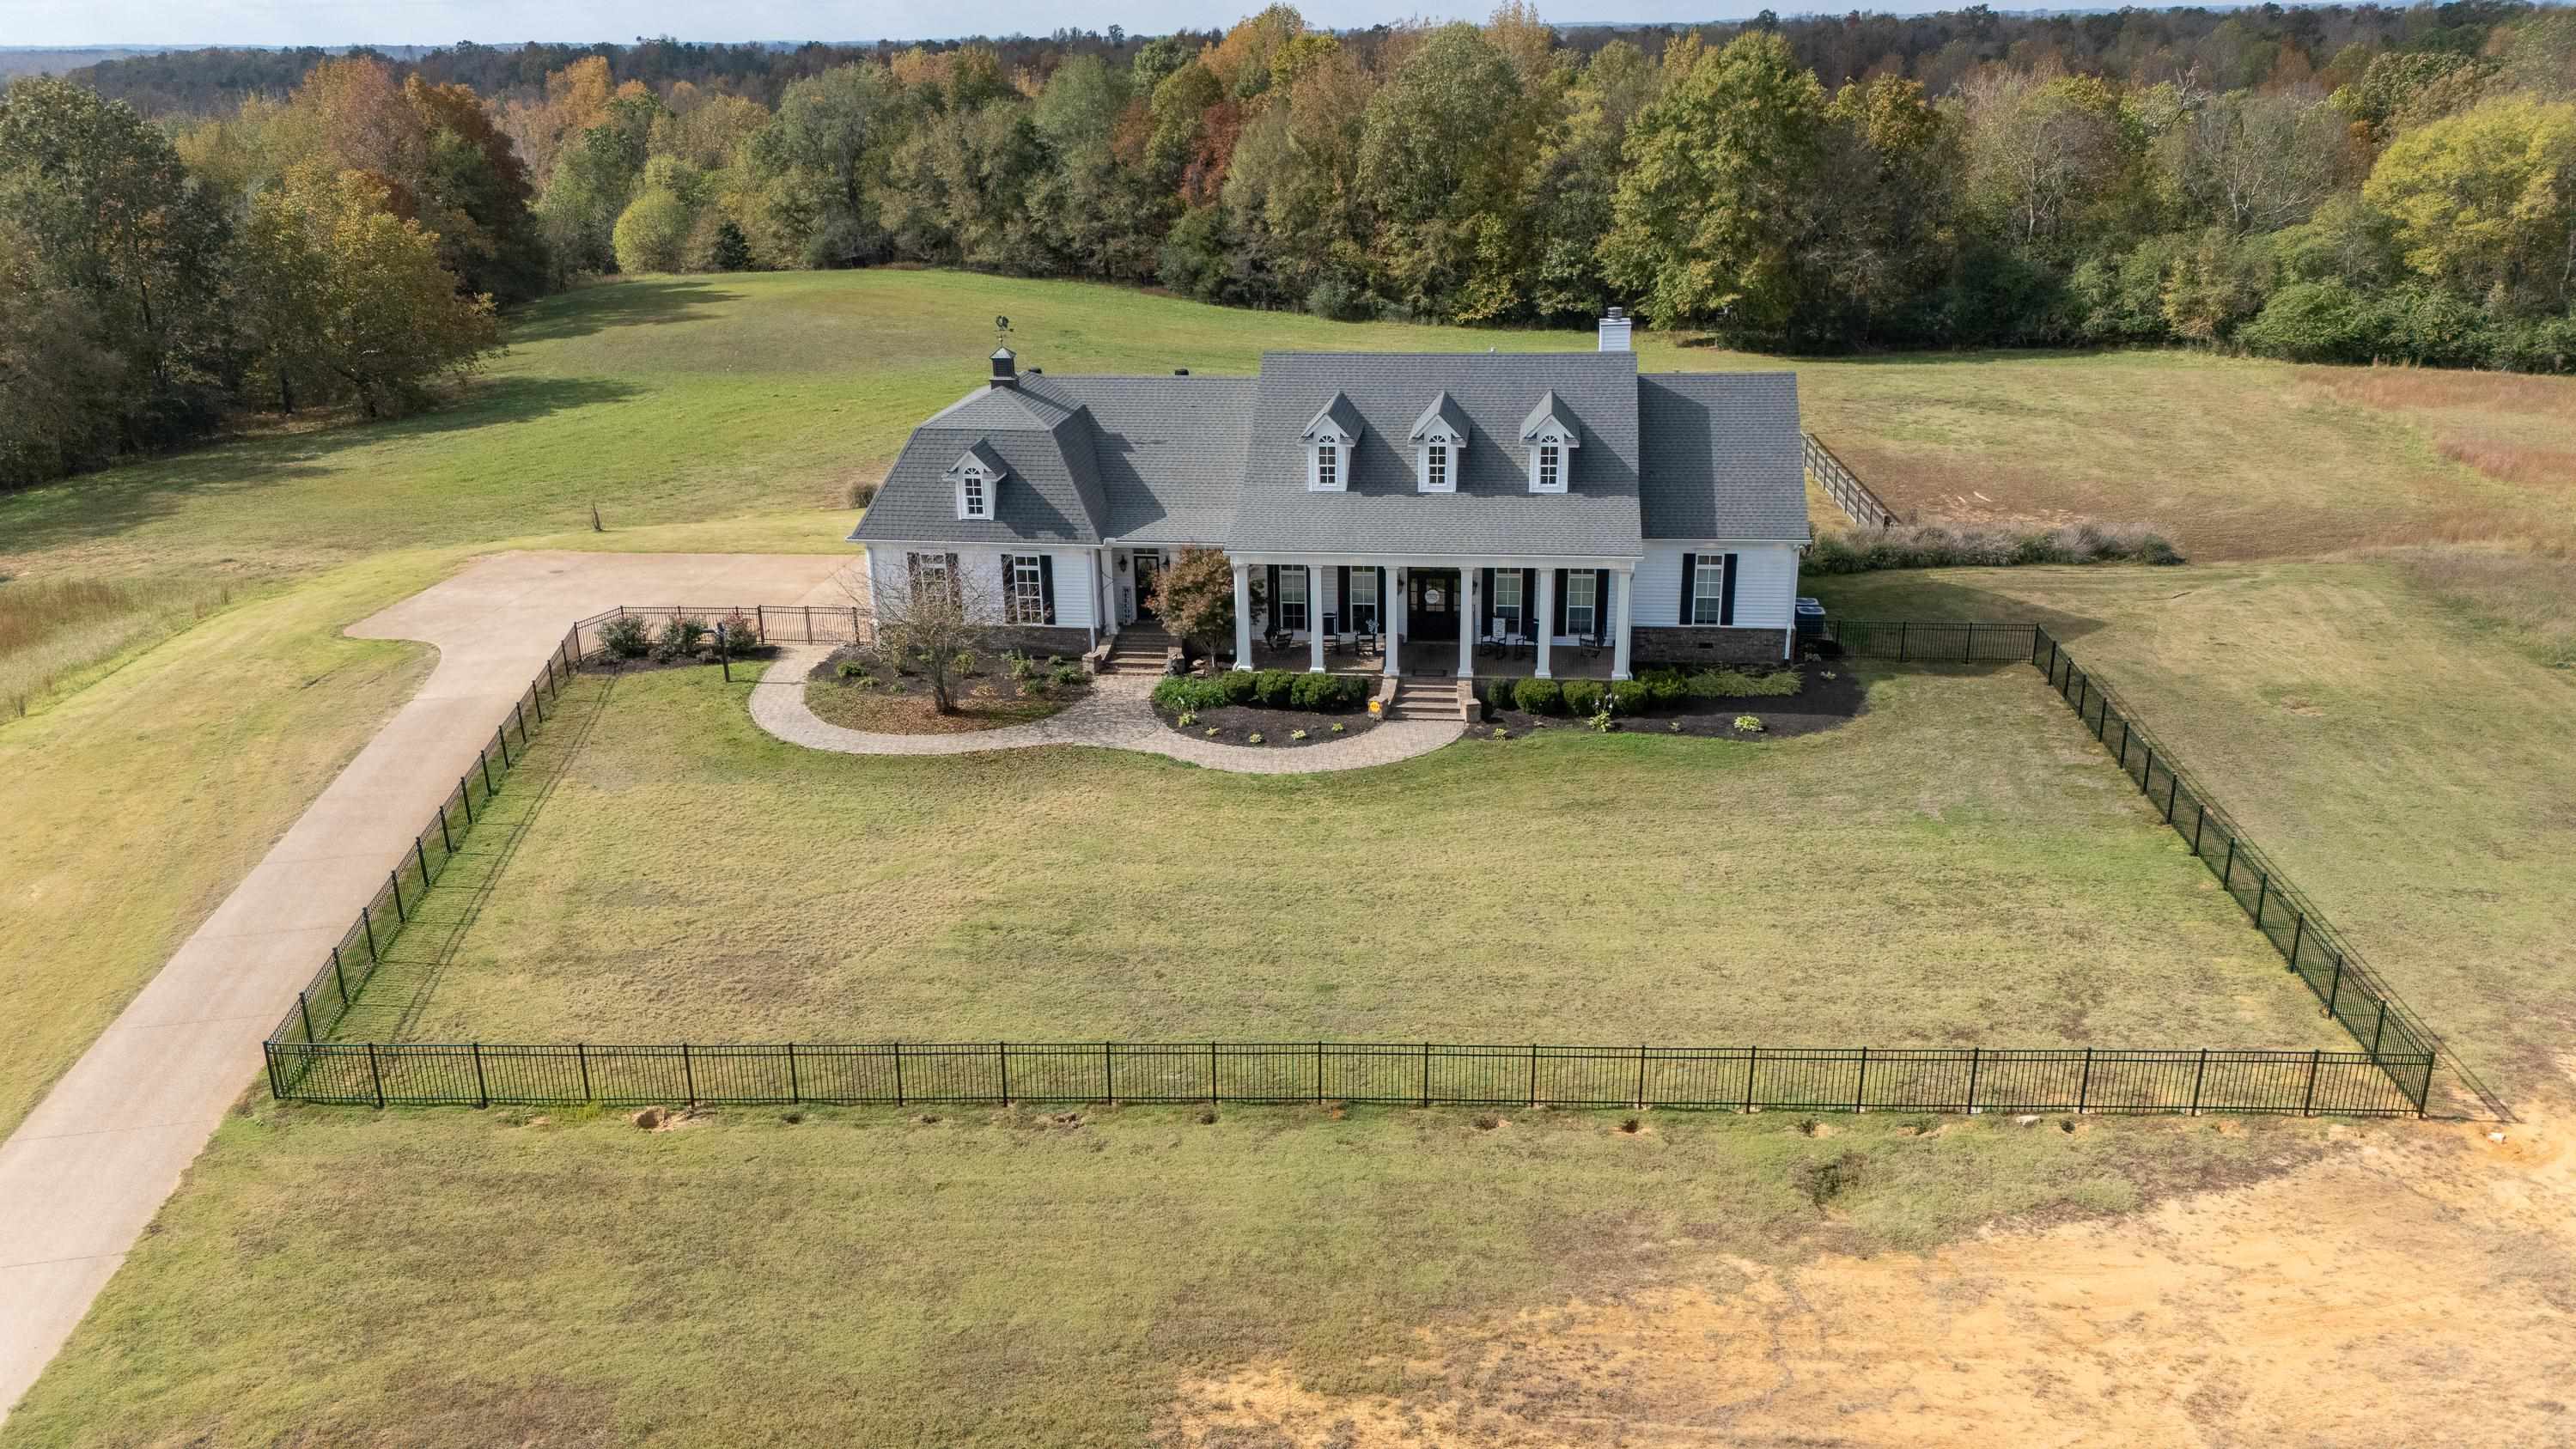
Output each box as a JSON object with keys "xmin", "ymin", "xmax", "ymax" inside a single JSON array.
[{"xmin": 1794, "ymin": 596, "xmax": 1827, "ymax": 639}]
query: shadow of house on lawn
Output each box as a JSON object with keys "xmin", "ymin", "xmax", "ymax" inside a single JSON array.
[
  {"xmin": 1800, "ymin": 569, "xmax": 2116, "ymax": 647},
  {"xmin": 0, "ymin": 376, "xmax": 642, "ymax": 563},
  {"xmin": 503, "ymin": 279, "xmax": 747, "ymax": 345}
]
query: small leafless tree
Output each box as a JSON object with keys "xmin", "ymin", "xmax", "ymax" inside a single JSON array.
[{"xmin": 837, "ymin": 554, "xmax": 1007, "ymax": 714}]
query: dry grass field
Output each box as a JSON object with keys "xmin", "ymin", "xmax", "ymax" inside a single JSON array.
[{"xmin": 8, "ymin": 271, "xmax": 2576, "ymax": 1445}]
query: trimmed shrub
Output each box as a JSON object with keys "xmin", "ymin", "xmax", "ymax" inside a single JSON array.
[
  {"xmin": 600, "ymin": 615, "xmax": 651, "ymax": 660},
  {"xmin": 1220, "ymin": 670, "xmax": 1259, "ymax": 706},
  {"xmin": 1252, "ymin": 668, "xmax": 1296, "ymax": 707},
  {"xmin": 1642, "ymin": 668, "xmax": 1687, "ymax": 704},
  {"xmin": 1609, "ymin": 679, "xmax": 1648, "ymax": 714},
  {"xmin": 716, "ymin": 609, "xmax": 758, "ymax": 658},
  {"xmin": 1560, "ymin": 679, "xmax": 1605, "ymax": 715},
  {"xmin": 1807, "ymin": 521, "xmax": 2183, "ymax": 573},
  {"xmin": 1686, "ymin": 666, "xmax": 1802, "ymax": 699},
  {"xmin": 1513, "ymin": 678, "xmax": 1562, "ymax": 713},
  {"xmin": 653, "ymin": 615, "xmax": 708, "ymax": 661},
  {"xmin": 1153, "ymin": 676, "xmax": 1230, "ymax": 711}
]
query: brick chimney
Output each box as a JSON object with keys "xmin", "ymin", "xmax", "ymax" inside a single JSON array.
[
  {"xmin": 1597, "ymin": 307, "xmax": 1631, "ymax": 353},
  {"xmin": 989, "ymin": 346, "xmax": 1018, "ymax": 388}
]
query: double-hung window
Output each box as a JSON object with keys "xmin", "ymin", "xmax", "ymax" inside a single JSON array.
[
  {"xmin": 1278, "ymin": 568, "xmax": 1309, "ymax": 631},
  {"xmin": 960, "ymin": 470, "xmax": 990, "ymax": 518},
  {"xmin": 1493, "ymin": 569, "xmax": 1523, "ymax": 633},
  {"xmin": 1426, "ymin": 443, "xmax": 1448, "ymax": 491},
  {"xmin": 1314, "ymin": 443, "xmax": 1337, "ymax": 490},
  {"xmin": 1346, "ymin": 569, "xmax": 1379, "ymax": 633},
  {"xmin": 1690, "ymin": 558, "xmax": 1727, "ymax": 625},
  {"xmin": 1006, "ymin": 554, "xmax": 1047, "ymax": 624},
  {"xmin": 1564, "ymin": 571, "xmax": 1597, "ymax": 636},
  {"xmin": 1536, "ymin": 444, "xmax": 1562, "ymax": 492},
  {"xmin": 913, "ymin": 552, "xmax": 954, "ymax": 602}
]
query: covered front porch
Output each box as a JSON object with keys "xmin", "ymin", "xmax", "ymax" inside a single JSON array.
[
  {"xmin": 1243, "ymin": 636, "xmax": 1617, "ymax": 679},
  {"xmin": 1227, "ymin": 557, "xmax": 1635, "ymax": 680}
]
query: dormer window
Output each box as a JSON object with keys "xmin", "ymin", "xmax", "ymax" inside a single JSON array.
[
  {"xmin": 947, "ymin": 440, "xmax": 1008, "ymax": 519},
  {"xmin": 1520, "ymin": 391, "xmax": 1580, "ymax": 494},
  {"xmin": 1301, "ymin": 392, "xmax": 1362, "ymax": 492},
  {"xmin": 1410, "ymin": 392, "xmax": 1468, "ymax": 494}
]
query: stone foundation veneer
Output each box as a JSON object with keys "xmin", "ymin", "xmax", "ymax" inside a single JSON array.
[{"xmin": 1630, "ymin": 625, "xmax": 1788, "ymax": 667}]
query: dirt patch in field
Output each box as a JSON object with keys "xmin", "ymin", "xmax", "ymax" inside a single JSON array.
[{"xmin": 1165, "ymin": 1111, "xmax": 2576, "ymax": 1446}]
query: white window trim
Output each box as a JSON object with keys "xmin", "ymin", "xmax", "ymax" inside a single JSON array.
[
  {"xmin": 1493, "ymin": 569, "xmax": 1523, "ymax": 630},
  {"xmin": 1345, "ymin": 569, "xmax": 1379, "ymax": 630},
  {"xmin": 1277, "ymin": 567, "xmax": 1310, "ymax": 631},
  {"xmin": 1415, "ymin": 429, "xmax": 1462, "ymax": 493},
  {"xmin": 1006, "ymin": 553, "xmax": 1046, "ymax": 625},
  {"xmin": 1307, "ymin": 441, "xmax": 1343, "ymax": 492},
  {"xmin": 957, "ymin": 467, "xmax": 992, "ymax": 520},
  {"xmin": 1526, "ymin": 426, "xmax": 1575, "ymax": 493},
  {"xmin": 1564, "ymin": 571, "xmax": 1597, "ymax": 636},
  {"xmin": 1690, "ymin": 558, "xmax": 1727, "ymax": 626}
]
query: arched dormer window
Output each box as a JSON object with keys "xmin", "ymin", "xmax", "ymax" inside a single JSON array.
[
  {"xmin": 1301, "ymin": 392, "xmax": 1362, "ymax": 492},
  {"xmin": 947, "ymin": 441, "xmax": 1008, "ymax": 520},
  {"xmin": 1410, "ymin": 393, "xmax": 1469, "ymax": 494},
  {"xmin": 1520, "ymin": 392, "xmax": 1580, "ymax": 494}
]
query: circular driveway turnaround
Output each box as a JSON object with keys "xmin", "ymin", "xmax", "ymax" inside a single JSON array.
[{"xmin": 750, "ymin": 647, "xmax": 1465, "ymax": 774}]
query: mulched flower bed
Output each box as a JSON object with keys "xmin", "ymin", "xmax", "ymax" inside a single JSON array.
[
  {"xmin": 1475, "ymin": 667, "xmax": 1867, "ymax": 741},
  {"xmin": 1155, "ymin": 703, "xmax": 1380, "ymax": 749},
  {"xmin": 804, "ymin": 646, "xmax": 1090, "ymax": 734},
  {"xmin": 576, "ymin": 646, "xmax": 778, "ymax": 675}
]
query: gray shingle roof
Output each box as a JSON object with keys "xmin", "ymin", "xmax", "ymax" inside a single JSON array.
[
  {"xmin": 1410, "ymin": 392, "xmax": 1470, "ymax": 441},
  {"xmin": 1302, "ymin": 392, "xmax": 1366, "ymax": 441},
  {"xmin": 1635, "ymin": 372, "xmax": 1811, "ymax": 542},
  {"xmin": 853, "ymin": 355, "xmax": 1806, "ymax": 554},
  {"xmin": 1230, "ymin": 352, "xmax": 1645, "ymax": 558}
]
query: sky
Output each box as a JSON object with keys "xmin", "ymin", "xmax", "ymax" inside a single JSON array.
[{"xmin": 5, "ymin": 1, "xmax": 2068, "ymax": 50}]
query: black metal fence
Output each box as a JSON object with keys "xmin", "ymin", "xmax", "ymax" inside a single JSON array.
[
  {"xmin": 259, "ymin": 604, "xmax": 2452, "ymax": 1121},
  {"xmin": 266, "ymin": 620, "xmax": 587, "ymax": 1085},
  {"xmin": 2028, "ymin": 627, "xmax": 2449, "ymax": 1113},
  {"xmin": 1824, "ymin": 618, "xmax": 2038, "ymax": 662},
  {"xmin": 265, "ymin": 1038, "xmax": 2427, "ymax": 1116}
]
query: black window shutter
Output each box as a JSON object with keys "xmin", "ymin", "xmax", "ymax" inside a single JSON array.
[
  {"xmin": 907, "ymin": 553, "xmax": 922, "ymax": 590},
  {"xmin": 945, "ymin": 552, "xmax": 961, "ymax": 606},
  {"xmin": 1479, "ymin": 568, "xmax": 1495, "ymax": 637},
  {"xmin": 1375, "ymin": 567, "xmax": 1386, "ymax": 634},
  {"xmin": 1719, "ymin": 552, "xmax": 1739, "ymax": 626},
  {"xmin": 1595, "ymin": 569, "xmax": 1611, "ymax": 639},
  {"xmin": 1265, "ymin": 564, "xmax": 1281, "ymax": 633},
  {"xmin": 1038, "ymin": 554, "xmax": 1056, "ymax": 624},
  {"xmin": 1678, "ymin": 553, "xmax": 1697, "ymax": 625},
  {"xmin": 1000, "ymin": 554, "xmax": 1016, "ymax": 618},
  {"xmin": 1337, "ymin": 566, "xmax": 1349, "ymax": 634},
  {"xmin": 1552, "ymin": 569, "xmax": 1568, "ymax": 636}
]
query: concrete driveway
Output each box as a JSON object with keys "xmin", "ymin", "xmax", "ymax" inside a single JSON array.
[{"xmin": 0, "ymin": 551, "xmax": 853, "ymax": 1422}]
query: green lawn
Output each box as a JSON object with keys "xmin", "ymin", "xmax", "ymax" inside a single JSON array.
[
  {"xmin": 1811, "ymin": 562, "xmax": 2576, "ymax": 1105},
  {"xmin": 0, "ymin": 1099, "xmax": 2338, "ymax": 1449},
  {"xmin": 334, "ymin": 661, "xmax": 2339, "ymax": 1053}
]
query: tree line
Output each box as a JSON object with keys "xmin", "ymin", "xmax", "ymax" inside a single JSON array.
[{"xmin": 9, "ymin": 3, "xmax": 2576, "ymax": 490}]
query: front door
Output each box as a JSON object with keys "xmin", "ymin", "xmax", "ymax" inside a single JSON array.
[
  {"xmin": 1132, "ymin": 553, "xmax": 1161, "ymax": 620},
  {"xmin": 1409, "ymin": 569, "xmax": 1459, "ymax": 642}
]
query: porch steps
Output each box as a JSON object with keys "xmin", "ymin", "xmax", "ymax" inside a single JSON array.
[
  {"xmin": 1382, "ymin": 677, "xmax": 1463, "ymax": 722},
  {"xmin": 1102, "ymin": 626, "xmax": 1177, "ymax": 674}
]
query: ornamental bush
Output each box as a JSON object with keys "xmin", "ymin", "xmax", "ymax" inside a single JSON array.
[
  {"xmin": 1221, "ymin": 670, "xmax": 1260, "ymax": 705},
  {"xmin": 1513, "ymin": 678, "xmax": 1562, "ymax": 713},
  {"xmin": 1560, "ymin": 679, "xmax": 1605, "ymax": 715},
  {"xmin": 600, "ymin": 615, "xmax": 651, "ymax": 660},
  {"xmin": 1252, "ymin": 668, "xmax": 1296, "ymax": 707},
  {"xmin": 653, "ymin": 615, "xmax": 708, "ymax": 661},
  {"xmin": 1153, "ymin": 676, "xmax": 1230, "ymax": 711},
  {"xmin": 1609, "ymin": 679, "xmax": 1648, "ymax": 713}
]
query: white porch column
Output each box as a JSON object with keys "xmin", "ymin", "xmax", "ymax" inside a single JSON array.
[
  {"xmin": 1457, "ymin": 567, "xmax": 1477, "ymax": 679},
  {"xmin": 1307, "ymin": 561, "xmax": 1327, "ymax": 673},
  {"xmin": 1535, "ymin": 567, "xmax": 1556, "ymax": 679},
  {"xmin": 1382, "ymin": 563, "xmax": 1402, "ymax": 678},
  {"xmin": 1611, "ymin": 567, "xmax": 1634, "ymax": 680},
  {"xmin": 1231, "ymin": 562, "xmax": 1253, "ymax": 670}
]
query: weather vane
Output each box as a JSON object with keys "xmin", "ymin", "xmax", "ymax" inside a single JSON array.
[{"xmin": 995, "ymin": 314, "xmax": 1013, "ymax": 348}]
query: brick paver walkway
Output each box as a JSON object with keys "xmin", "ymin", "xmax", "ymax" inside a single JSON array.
[{"xmin": 750, "ymin": 647, "xmax": 1465, "ymax": 773}]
